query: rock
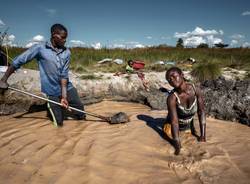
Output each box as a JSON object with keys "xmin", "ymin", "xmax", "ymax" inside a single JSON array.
[
  {"xmin": 110, "ymin": 112, "xmax": 129, "ymax": 124},
  {"xmin": 144, "ymin": 88, "xmax": 168, "ymax": 110},
  {"xmin": 201, "ymin": 77, "xmax": 250, "ymax": 126},
  {"xmin": 0, "ymin": 69, "xmax": 249, "ymax": 126}
]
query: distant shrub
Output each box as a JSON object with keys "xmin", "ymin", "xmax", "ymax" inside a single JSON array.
[
  {"xmin": 191, "ymin": 62, "xmax": 221, "ymax": 82},
  {"xmin": 176, "ymin": 38, "xmax": 184, "ymax": 48},
  {"xmin": 197, "ymin": 43, "xmax": 209, "ymax": 48}
]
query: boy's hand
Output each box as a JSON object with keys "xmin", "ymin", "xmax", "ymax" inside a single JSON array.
[
  {"xmin": 0, "ymin": 80, "xmax": 9, "ymax": 89},
  {"xmin": 61, "ymin": 97, "xmax": 69, "ymax": 109}
]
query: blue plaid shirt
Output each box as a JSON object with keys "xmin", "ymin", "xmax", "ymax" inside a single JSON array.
[{"xmin": 12, "ymin": 42, "xmax": 73, "ymax": 96}]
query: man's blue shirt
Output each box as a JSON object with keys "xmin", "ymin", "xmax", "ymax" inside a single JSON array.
[{"xmin": 12, "ymin": 42, "xmax": 73, "ymax": 96}]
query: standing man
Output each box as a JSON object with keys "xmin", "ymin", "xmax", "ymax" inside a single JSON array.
[{"xmin": 0, "ymin": 24, "xmax": 85, "ymax": 127}]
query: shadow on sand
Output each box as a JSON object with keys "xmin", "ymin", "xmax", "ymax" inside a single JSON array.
[
  {"xmin": 137, "ymin": 114, "xmax": 175, "ymax": 147},
  {"xmin": 137, "ymin": 114, "xmax": 200, "ymax": 146}
]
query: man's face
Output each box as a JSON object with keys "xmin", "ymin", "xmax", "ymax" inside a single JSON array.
[{"xmin": 52, "ymin": 30, "xmax": 67, "ymax": 49}]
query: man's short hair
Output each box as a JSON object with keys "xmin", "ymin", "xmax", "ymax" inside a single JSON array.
[{"xmin": 51, "ymin": 24, "xmax": 67, "ymax": 34}]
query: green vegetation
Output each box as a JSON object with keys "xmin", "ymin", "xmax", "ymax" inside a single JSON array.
[
  {"xmin": 244, "ymin": 72, "xmax": 250, "ymax": 80},
  {"xmin": 73, "ymin": 65, "xmax": 88, "ymax": 73},
  {"xmin": 147, "ymin": 64, "xmax": 170, "ymax": 72},
  {"xmin": 5, "ymin": 46, "xmax": 250, "ymax": 74},
  {"xmin": 176, "ymin": 38, "xmax": 184, "ymax": 48},
  {"xmin": 197, "ymin": 43, "xmax": 209, "ymax": 48},
  {"xmin": 79, "ymin": 74, "xmax": 102, "ymax": 80},
  {"xmin": 191, "ymin": 62, "xmax": 222, "ymax": 82}
]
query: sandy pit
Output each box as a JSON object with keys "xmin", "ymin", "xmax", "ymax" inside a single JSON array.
[{"xmin": 0, "ymin": 100, "xmax": 249, "ymax": 184}]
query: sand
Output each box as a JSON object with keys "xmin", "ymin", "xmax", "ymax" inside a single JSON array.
[{"xmin": 0, "ymin": 101, "xmax": 249, "ymax": 184}]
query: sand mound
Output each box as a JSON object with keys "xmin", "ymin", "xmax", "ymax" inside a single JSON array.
[{"xmin": 0, "ymin": 101, "xmax": 249, "ymax": 184}]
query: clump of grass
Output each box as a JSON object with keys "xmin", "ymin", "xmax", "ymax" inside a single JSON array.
[
  {"xmin": 191, "ymin": 62, "xmax": 221, "ymax": 82},
  {"xmin": 95, "ymin": 62, "xmax": 125, "ymax": 73},
  {"xmin": 74, "ymin": 65, "xmax": 88, "ymax": 73},
  {"xmin": 147, "ymin": 64, "xmax": 169, "ymax": 72},
  {"xmin": 244, "ymin": 72, "xmax": 250, "ymax": 79},
  {"xmin": 80, "ymin": 74, "xmax": 102, "ymax": 80}
]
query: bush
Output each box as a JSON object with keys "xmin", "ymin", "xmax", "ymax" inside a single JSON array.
[
  {"xmin": 197, "ymin": 43, "xmax": 209, "ymax": 48},
  {"xmin": 191, "ymin": 62, "xmax": 221, "ymax": 82}
]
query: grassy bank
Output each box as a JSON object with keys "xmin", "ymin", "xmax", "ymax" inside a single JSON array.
[{"xmin": 5, "ymin": 46, "xmax": 250, "ymax": 73}]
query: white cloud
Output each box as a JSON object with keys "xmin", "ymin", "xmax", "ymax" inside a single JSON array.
[
  {"xmin": 25, "ymin": 35, "xmax": 45, "ymax": 48},
  {"xmin": 192, "ymin": 27, "xmax": 219, "ymax": 36},
  {"xmin": 2, "ymin": 34, "xmax": 16, "ymax": 47},
  {"xmin": 228, "ymin": 34, "xmax": 246, "ymax": 47},
  {"xmin": 134, "ymin": 44, "xmax": 145, "ymax": 48},
  {"xmin": 33, "ymin": 35, "xmax": 45, "ymax": 42},
  {"xmin": 0, "ymin": 19, "xmax": 5, "ymax": 27},
  {"xmin": 241, "ymin": 11, "xmax": 250, "ymax": 16},
  {"xmin": 7, "ymin": 34, "xmax": 15, "ymax": 42},
  {"xmin": 207, "ymin": 35, "xmax": 222, "ymax": 45},
  {"xmin": 107, "ymin": 41, "xmax": 147, "ymax": 49},
  {"xmin": 146, "ymin": 36, "xmax": 152, "ymax": 39},
  {"xmin": 230, "ymin": 34, "xmax": 245, "ymax": 40},
  {"xmin": 111, "ymin": 44, "xmax": 126, "ymax": 48},
  {"xmin": 184, "ymin": 36, "xmax": 206, "ymax": 47},
  {"xmin": 219, "ymin": 30, "xmax": 224, "ymax": 35},
  {"xmin": 174, "ymin": 27, "xmax": 224, "ymax": 47},
  {"xmin": 242, "ymin": 42, "xmax": 250, "ymax": 47},
  {"xmin": 175, "ymin": 27, "xmax": 223, "ymax": 38},
  {"xmin": 125, "ymin": 41, "xmax": 140, "ymax": 45},
  {"xmin": 125, "ymin": 41, "xmax": 146, "ymax": 48},
  {"xmin": 70, "ymin": 40, "xmax": 86, "ymax": 47},
  {"xmin": 25, "ymin": 42, "xmax": 37, "ymax": 48},
  {"xmin": 230, "ymin": 40, "xmax": 238, "ymax": 46},
  {"xmin": 91, "ymin": 42, "xmax": 102, "ymax": 49},
  {"xmin": 45, "ymin": 8, "xmax": 57, "ymax": 17},
  {"xmin": 174, "ymin": 31, "xmax": 192, "ymax": 38}
]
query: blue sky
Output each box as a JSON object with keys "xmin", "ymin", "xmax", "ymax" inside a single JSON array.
[{"xmin": 0, "ymin": 0, "xmax": 250, "ymax": 48}]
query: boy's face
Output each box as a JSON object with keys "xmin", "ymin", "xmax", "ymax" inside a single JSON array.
[{"xmin": 52, "ymin": 30, "xmax": 67, "ymax": 49}]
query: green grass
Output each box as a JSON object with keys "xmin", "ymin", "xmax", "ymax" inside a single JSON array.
[
  {"xmin": 244, "ymin": 72, "xmax": 250, "ymax": 79},
  {"xmin": 191, "ymin": 62, "xmax": 222, "ymax": 82},
  {"xmin": 73, "ymin": 65, "xmax": 88, "ymax": 73},
  {"xmin": 79, "ymin": 74, "xmax": 102, "ymax": 80},
  {"xmin": 146, "ymin": 64, "xmax": 170, "ymax": 72},
  {"xmin": 5, "ymin": 46, "xmax": 250, "ymax": 73}
]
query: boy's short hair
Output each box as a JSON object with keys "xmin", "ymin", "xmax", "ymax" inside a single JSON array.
[{"xmin": 51, "ymin": 24, "xmax": 67, "ymax": 34}]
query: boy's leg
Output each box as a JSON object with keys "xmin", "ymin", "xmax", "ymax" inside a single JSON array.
[
  {"xmin": 47, "ymin": 96, "xmax": 64, "ymax": 127},
  {"xmin": 67, "ymin": 87, "xmax": 86, "ymax": 120}
]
